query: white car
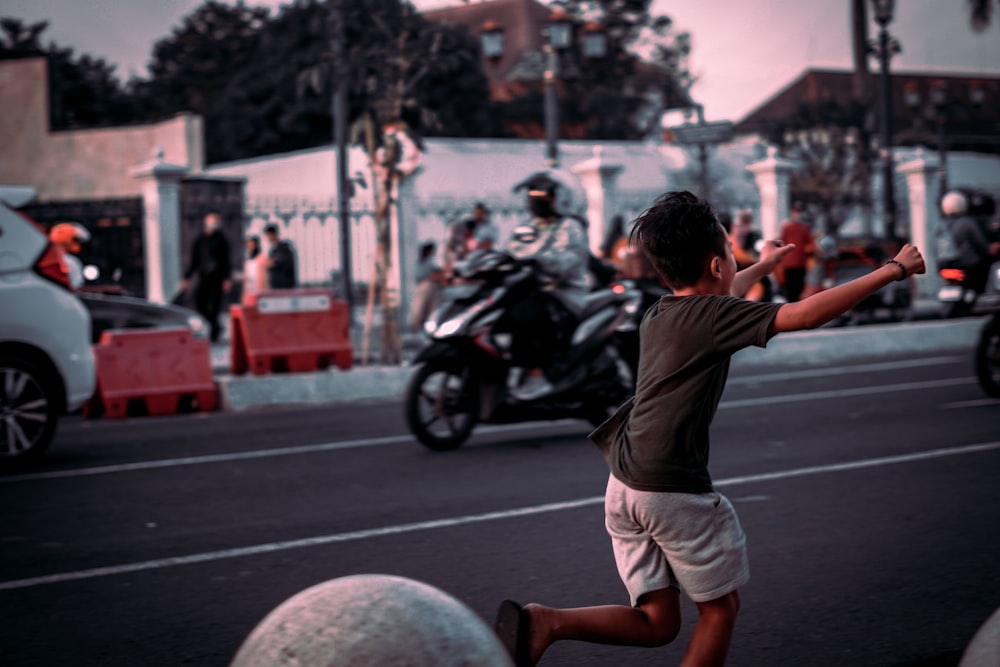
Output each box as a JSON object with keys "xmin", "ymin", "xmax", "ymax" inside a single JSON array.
[{"xmin": 0, "ymin": 186, "xmax": 96, "ymax": 470}]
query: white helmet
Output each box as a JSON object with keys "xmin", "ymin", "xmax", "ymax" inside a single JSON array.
[{"xmin": 941, "ymin": 190, "xmax": 968, "ymax": 217}]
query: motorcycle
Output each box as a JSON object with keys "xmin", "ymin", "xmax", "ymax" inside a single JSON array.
[
  {"xmin": 608, "ymin": 275, "xmax": 670, "ymax": 373},
  {"xmin": 969, "ymin": 261, "xmax": 1000, "ymax": 397},
  {"xmin": 404, "ymin": 248, "xmax": 640, "ymax": 451}
]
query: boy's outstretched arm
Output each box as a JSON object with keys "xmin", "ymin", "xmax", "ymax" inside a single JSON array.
[
  {"xmin": 771, "ymin": 244, "xmax": 925, "ymax": 333},
  {"xmin": 730, "ymin": 240, "xmax": 794, "ymax": 298}
]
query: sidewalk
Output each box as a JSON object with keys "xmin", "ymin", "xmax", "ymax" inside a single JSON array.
[{"xmin": 208, "ymin": 297, "xmax": 986, "ymax": 412}]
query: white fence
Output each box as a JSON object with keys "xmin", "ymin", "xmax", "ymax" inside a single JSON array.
[{"xmin": 244, "ymin": 189, "xmax": 664, "ymax": 300}]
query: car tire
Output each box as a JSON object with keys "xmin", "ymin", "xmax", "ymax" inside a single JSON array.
[{"xmin": 0, "ymin": 354, "xmax": 60, "ymax": 472}]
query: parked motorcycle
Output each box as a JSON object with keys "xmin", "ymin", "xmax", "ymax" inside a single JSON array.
[{"xmin": 404, "ymin": 249, "xmax": 639, "ymax": 451}]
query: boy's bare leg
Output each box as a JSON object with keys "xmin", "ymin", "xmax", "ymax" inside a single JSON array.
[
  {"xmin": 523, "ymin": 587, "xmax": 681, "ymax": 664},
  {"xmin": 680, "ymin": 590, "xmax": 740, "ymax": 667}
]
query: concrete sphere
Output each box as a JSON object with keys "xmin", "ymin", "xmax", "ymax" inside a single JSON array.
[
  {"xmin": 959, "ymin": 605, "xmax": 1000, "ymax": 667},
  {"xmin": 230, "ymin": 574, "xmax": 513, "ymax": 667}
]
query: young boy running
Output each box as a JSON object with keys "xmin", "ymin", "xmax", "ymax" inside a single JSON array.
[{"xmin": 495, "ymin": 191, "xmax": 925, "ymax": 666}]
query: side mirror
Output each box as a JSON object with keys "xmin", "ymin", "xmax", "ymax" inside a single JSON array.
[{"xmin": 512, "ymin": 225, "xmax": 538, "ymax": 244}]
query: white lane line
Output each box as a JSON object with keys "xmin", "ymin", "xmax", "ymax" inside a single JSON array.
[
  {"xmin": 0, "ymin": 421, "xmax": 582, "ymax": 483},
  {"xmin": 943, "ymin": 398, "xmax": 1000, "ymax": 409},
  {"xmin": 4, "ymin": 377, "xmax": 977, "ymax": 482},
  {"xmin": 720, "ymin": 377, "xmax": 973, "ymax": 409},
  {"xmin": 2, "ymin": 441, "xmax": 997, "ymax": 592},
  {"xmin": 727, "ymin": 356, "xmax": 962, "ymax": 385}
]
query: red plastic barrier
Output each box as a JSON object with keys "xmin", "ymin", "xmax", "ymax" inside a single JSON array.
[
  {"xmin": 229, "ymin": 289, "xmax": 354, "ymax": 376},
  {"xmin": 91, "ymin": 328, "xmax": 219, "ymax": 419}
]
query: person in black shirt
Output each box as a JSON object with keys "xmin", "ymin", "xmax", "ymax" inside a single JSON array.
[
  {"xmin": 264, "ymin": 224, "xmax": 298, "ymax": 289},
  {"xmin": 181, "ymin": 212, "xmax": 232, "ymax": 342}
]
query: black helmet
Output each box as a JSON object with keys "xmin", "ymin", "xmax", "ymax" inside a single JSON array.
[{"xmin": 512, "ymin": 169, "xmax": 585, "ymax": 218}]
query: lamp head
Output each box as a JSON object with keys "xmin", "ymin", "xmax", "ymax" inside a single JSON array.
[{"xmin": 871, "ymin": 0, "xmax": 896, "ymax": 25}]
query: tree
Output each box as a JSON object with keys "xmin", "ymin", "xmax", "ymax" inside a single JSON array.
[
  {"xmin": 0, "ymin": 17, "xmax": 135, "ymax": 129},
  {"xmin": 490, "ymin": 0, "xmax": 694, "ymax": 141},
  {"xmin": 129, "ymin": 1, "xmax": 272, "ymax": 163},
  {"xmin": 759, "ymin": 98, "xmax": 874, "ymax": 238},
  {"xmin": 288, "ymin": 0, "xmax": 495, "ymax": 362},
  {"xmin": 130, "ymin": 0, "xmax": 493, "ymax": 164}
]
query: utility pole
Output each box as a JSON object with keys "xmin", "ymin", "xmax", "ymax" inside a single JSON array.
[{"xmin": 330, "ymin": 0, "xmax": 353, "ymax": 321}]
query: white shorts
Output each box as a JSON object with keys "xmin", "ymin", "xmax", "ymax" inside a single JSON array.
[{"xmin": 605, "ymin": 474, "xmax": 749, "ymax": 605}]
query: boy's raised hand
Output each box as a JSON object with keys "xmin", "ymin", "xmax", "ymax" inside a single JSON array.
[
  {"xmin": 893, "ymin": 243, "xmax": 926, "ymax": 277},
  {"xmin": 758, "ymin": 240, "xmax": 795, "ymax": 269}
]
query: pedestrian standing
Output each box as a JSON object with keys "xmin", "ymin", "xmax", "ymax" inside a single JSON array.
[
  {"xmin": 181, "ymin": 212, "xmax": 232, "ymax": 342},
  {"xmin": 444, "ymin": 202, "xmax": 497, "ymax": 277},
  {"xmin": 241, "ymin": 235, "xmax": 267, "ymax": 303},
  {"xmin": 494, "ymin": 190, "xmax": 925, "ymax": 667},
  {"xmin": 779, "ymin": 202, "xmax": 815, "ymax": 302},
  {"xmin": 264, "ymin": 224, "xmax": 297, "ymax": 289},
  {"xmin": 408, "ymin": 240, "xmax": 445, "ymax": 332}
]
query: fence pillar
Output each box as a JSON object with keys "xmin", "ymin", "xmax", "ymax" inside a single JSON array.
[
  {"xmin": 898, "ymin": 148, "xmax": 943, "ymax": 299},
  {"xmin": 571, "ymin": 146, "xmax": 624, "ymax": 255},
  {"xmin": 392, "ymin": 174, "xmax": 419, "ymax": 337},
  {"xmin": 132, "ymin": 148, "xmax": 189, "ymax": 304},
  {"xmin": 747, "ymin": 146, "xmax": 800, "ymax": 241}
]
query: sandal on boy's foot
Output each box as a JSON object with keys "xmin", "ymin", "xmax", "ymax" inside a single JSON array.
[{"xmin": 494, "ymin": 599, "xmax": 532, "ymax": 667}]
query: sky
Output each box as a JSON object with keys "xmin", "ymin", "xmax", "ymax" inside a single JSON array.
[{"xmin": 3, "ymin": 0, "xmax": 1000, "ymax": 122}]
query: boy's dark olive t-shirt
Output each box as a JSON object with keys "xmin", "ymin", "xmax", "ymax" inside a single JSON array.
[{"xmin": 591, "ymin": 294, "xmax": 782, "ymax": 493}]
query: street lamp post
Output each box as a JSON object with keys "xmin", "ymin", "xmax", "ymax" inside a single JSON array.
[
  {"xmin": 543, "ymin": 43, "xmax": 560, "ymax": 167},
  {"xmin": 481, "ymin": 10, "xmax": 606, "ymax": 170},
  {"xmin": 871, "ymin": 0, "xmax": 899, "ymax": 243},
  {"xmin": 543, "ymin": 11, "xmax": 572, "ymax": 168}
]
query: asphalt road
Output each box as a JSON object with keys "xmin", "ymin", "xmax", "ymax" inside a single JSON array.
[{"xmin": 2, "ymin": 350, "xmax": 999, "ymax": 667}]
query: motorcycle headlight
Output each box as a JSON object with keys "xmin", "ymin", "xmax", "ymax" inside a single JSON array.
[{"xmin": 424, "ymin": 316, "xmax": 439, "ymax": 337}]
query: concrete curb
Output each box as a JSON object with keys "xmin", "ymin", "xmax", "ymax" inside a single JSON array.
[
  {"xmin": 732, "ymin": 317, "xmax": 982, "ymax": 368},
  {"xmin": 215, "ymin": 318, "xmax": 985, "ymax": 412}
]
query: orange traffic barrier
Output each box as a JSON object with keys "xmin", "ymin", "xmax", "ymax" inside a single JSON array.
[
  {"xmin": 229, "ymin": 289, "xmax": 354, "ymax": 375},
  {"xmin": 91, "ymin": 328, "xmax": 219, "ymax": 419}
]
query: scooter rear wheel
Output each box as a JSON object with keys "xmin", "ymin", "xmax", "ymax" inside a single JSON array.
[
  {"xmin": 405, "ymin": 359, "xmax": 479, "ymax": 451},
  {"xmin": 974, "ymin": 317, "xmax": 1000, "ymax": 397}
]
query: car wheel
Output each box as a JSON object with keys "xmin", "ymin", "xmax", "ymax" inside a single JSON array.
[{"xmin": 0, "ymin": 355, "xmax": 59, "ymax": 471}]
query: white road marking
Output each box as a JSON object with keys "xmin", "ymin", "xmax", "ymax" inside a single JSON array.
[
  {"xmin": 727, "ymin": 356, "xmax": 962, "ymax": 385},
  {"xmin": 942, "ymin": 398, "xmax": 1000, "ymax": 409},
  {"xmin": 3, "ymin": 376, "xmax": 978, "ymax": 483},
  {"xmin": 1, "ymin": 440, "xmax": 997, "ymax": 592},
  {"xmin": 719, "ymin": 377, "xmax": 973, "ymax": 409},
  {"xmin": 0, "ymin": 421, "xmax": 581, "ymax": 483}
]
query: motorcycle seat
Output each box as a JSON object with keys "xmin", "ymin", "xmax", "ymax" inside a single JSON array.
[{"xmin": 552, "ymin": 289, "xmax": 622, "ymax": 321}]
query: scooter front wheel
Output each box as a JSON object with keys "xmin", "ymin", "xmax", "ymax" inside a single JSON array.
[
  {"xmin": 404, "ymin": 359, "xmax": 479, "ymax": 451},
  {"xmin": 974, "ymin": 316, "xmax": 1000, "ymax": 397}
]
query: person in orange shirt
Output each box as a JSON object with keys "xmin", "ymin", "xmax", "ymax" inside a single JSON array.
[
  {"xmin": 728, "ymin": 210, "xmax": 771, "ymax": 301},
  {"xmin": 779, "ymin": 203, "xmax": 815, "ymax": 302}
]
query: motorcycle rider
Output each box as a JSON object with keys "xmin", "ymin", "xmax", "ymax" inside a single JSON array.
[
  {"xmin": 49, "ymin": 222, "xmax": 91, "ymax": 289},
  {"xmin": 505, "ymin": 171, "xmax": 592, "ymax": 400},
  {"xmin": 940, "ymin": 189, "xmax": 1000, "ymax": 293}
]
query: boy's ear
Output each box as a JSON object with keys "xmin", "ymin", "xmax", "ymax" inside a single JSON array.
[{"xmin": 709, "ymin": 255, "xmax": 723, "ymax": 279}]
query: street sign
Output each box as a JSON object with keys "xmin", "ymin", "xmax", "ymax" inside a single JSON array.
[{"xmin": 668, "ymin": 120, "xmax": 735, "ymax": 145}]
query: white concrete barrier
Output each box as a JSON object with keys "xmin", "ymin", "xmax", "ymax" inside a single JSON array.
[{"xmin": 230, "ymin": 574, "xmax": 512, "ymax": 667}]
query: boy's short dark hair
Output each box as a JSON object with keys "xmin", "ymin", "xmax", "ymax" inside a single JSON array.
[
  {"xmin": 629, "ymin": 190, "xmax": 727, "ymax": 289},
  {"xmin": 263, "ymin": 224, "xmax": 279, "ymax": 235}
]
